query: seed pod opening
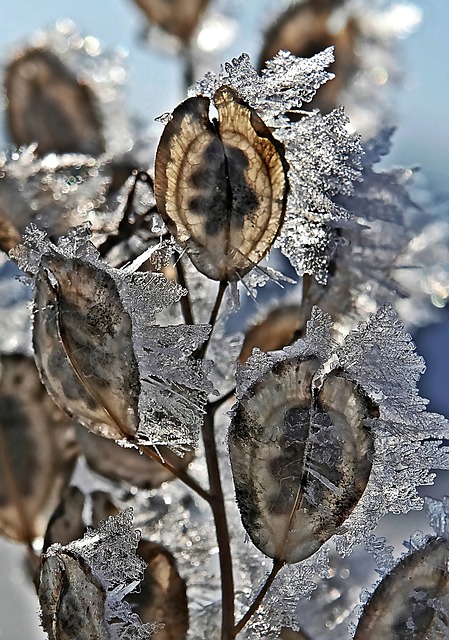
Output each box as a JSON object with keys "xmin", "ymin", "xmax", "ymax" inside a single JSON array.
[
  {"xmin": 355, "ymin": 537, "xmax": 449, "ymax": 639},
  {"xmin": 5, "ymin": 48, "xmax": 105, "ymax": 156},
  {"xmin": 154, "ymin": 85, "xmax": 288, "ymax": 281},
  {"xmin": 229, "ymin": 356, "xmax": 374, "ymax": 563}
]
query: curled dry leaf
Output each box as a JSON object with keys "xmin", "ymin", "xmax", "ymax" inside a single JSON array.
[
  {"xmin": 5, "ymin": 48, "xmax": 105, "ymax": 156},
  {"xmin": 354, "ymin": 537, "xmax": 449, "ymax": 638},
  {"xmin": 229, "ymin": 356, "xmax": 374, "ymax": 563},
  {"xmin": 155, "ymin": 85, "xmax": 288, "ymax": 281},
  {"xmin": 128, "ymin": 539, "xmax": 189, "ymax": 639},
  {"xmin": 239, "ymin": 304, "xmax": 303, "ymax": 364},
  {"xmin": 77, "ymin": 427, "xmax": 193, "ymax": 489},
  {"xmin": 0, "ymin": 354, "xmax": 78, "ymax": 543},
  {"xmin": 132, "ymin": 0, "xmax": 210, "ymax": 41},
  {"xmin": 258, "ymin": 0, "xmax": 357, "ymax": 114},
  {"xmin": 33, "ymin": 254, "xmax": 141, "ymax": 440}
]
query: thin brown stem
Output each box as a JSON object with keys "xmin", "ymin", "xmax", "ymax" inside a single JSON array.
[
  {"xmin": 138, "ymin": 444, "xmax": 210, "ymax": 503},
  {"xmin": 175, "ymin": 258, "xmax": 195, "ymax": 325},
  {"xmin": 195, "ymin": 280, "xmax": 228, "ymax": 360},
  {"xmin": 203, "ymin": 407, "xmax": 235, "ymax": 638},
  {"xmin": 234, "ymin": 559, "xmax": 284, "ymax": 636},
  {"xmin": 209, "ymin": 386, "xmax": 236, "ymax": 416},
  {"xmin": 182, "ymin": 43, "xmax": 194, "ymax": 92}
]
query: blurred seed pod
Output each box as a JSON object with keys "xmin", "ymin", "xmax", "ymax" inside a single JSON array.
[
  {"xmin": 239, "ymin": 304, "xmax": 303, "ymax": 364},
  {"xmin": 155, "ymin": 86, "xmax": 288, "ymax": 281},
  {"xmin": 229, "ymin": 356, "xmax": 374, "ymax": 563},
  {"xmin": 33, "ymin": 254, "xmax": 141, "ymax": 441},
  {"xmin": 354, "ymin": 537, "xmax": 449, "ymax": 638},
  {"xmin": 258, "ymin": 0, "xmax": 358, "ymax": 114},
  {"xmin": 5, "ymin": 48, "xmax": 105, "ymax": 157},
  {"xmin": 0, "ymin": 354, "xmax": 78, "ymax": 543},
  {"xmin": 131, "ymin": 0, "xmax": 210, "ymax": 42},
  {"xmin": 76, "ymin": 427, "xmax": 193, "ymax": 489},
  {"xmin": 128, "ymin": 539, "xmax": 189, "ymax": 639}
]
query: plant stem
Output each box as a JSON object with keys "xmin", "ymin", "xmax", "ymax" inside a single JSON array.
[
  {"xmin": 195, "ymin": 280, "xmax": 228, "ymax": 359},
  {"xmin": 203, "ymin": 406, "xmax": 235, "ymax": 638},
  {"xmin": 209, "ymin": 386, "xmax": 236, "ymax": 415},
  {"xmin": 233, "ymin": 559, "xmax": 284, "ymax": 636},
  {"xmin": 182, "ymin": 43, "xmax": 194, "ymax": 92},
  {"xmin": 175, "ymin": 258, "xmax": 195, "ymax": 325},
  {"xmin": 138, "ymin": 444, "xmax": 210, "ymax": 503}
]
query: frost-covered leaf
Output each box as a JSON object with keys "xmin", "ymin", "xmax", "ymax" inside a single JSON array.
[
  {"xmin": 132, "ymin": 0, "xmax": 209, "ymax": 41},
  {"xmin": 0, "ymin": 354, "xmax": 78, "ymax": 543},
  {"xmin": 5, "ymin": 47, "xmax": 104, "ymax": 156},
  {"xmin": 188, "ymin": 50, "xmax": 362, "ymax": 283},
  {"xmin": 354, "ymin": 537, "xmax": 449, "ymax": 639},
  {"xmin": 229, "ymin": 355, "xmax": 374, "ymax": 563},
  {"xmin": 128, "ymin": 540, "xmax": 188, "ymax": 639},
  {"xmin": 39, "ymin": 508, "xmax": 160, "ymax": 639},
  {"xmin": 154, "ymin": 86, "xmax": 288, "ymax": 281},
  {"xmin": 230, "ymin": 304, "xmax": 449, "ymax": 569},
  {"xmin": 10, "ymin": 224, "xmax": 214, "ymax": 451},
  {"xmin": 76, "ymin": 427, "xmax": 192, "ymax": 489}
]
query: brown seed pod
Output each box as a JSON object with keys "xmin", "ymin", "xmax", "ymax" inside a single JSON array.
[
  {"xmin": 128, "ymin": 539, "xmax": 189, "ymax": 639},
  {"xmin": 132, "ymin": 0, "xmax": 210, "ymax": 41},
  {"xmin": 239, "ymin": 304, "xmax": 303, "ymax": 364},
  {"xmin": 76, "ymin": 427, "xmax": 192, "ymax": 489},
  {"xmin": 4, "ymin": 48, "xmax": 105, "ymax": 157},
  {"xmin": 33, "ymin": 255, "xmax": 141, "ymax": 440},
  {"xmin": 229, "ymin": 357, "xmax": 374, "ymax": 563},
  {"xmin": 154, "ymin": 86, "xmax": 288, "ymax": 281},
  {"xmin": 354, "ymin": 537, "xmax": 449, "ymax": 638},
  {"xmin": 258, "ymin": 0, "xmax": 358, "ymax": 114},
  {"xmin": 39, "ymin": 547, "xmax": 110, "ymax": 640},
  {"xmin": 0, "ymin": 354, "xmax": 78, "ymax": 543},
  {"xmin": 43, "ymin": 486, "xmax": 86, "ymax": 552}
]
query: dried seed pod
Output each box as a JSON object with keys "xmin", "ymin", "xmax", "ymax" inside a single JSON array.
[
  {"xmin": 258, "ymin": 0, "xmax": 357, "ymax": 114},
  {"xmin": 76, "ymin": 427, "xmax": 192, "ymax": 489},
  {"xmin": 43, "ymin": 486, "xmax": 86, "ymax": 552},
  {"xmin": 128, "ymin": 539, "xmax": 189, "ymax": 639},
  {"xmin": 39, "ymin": 547, "xmax": 110, "ymax": 640},
  {"xmin": 355, "ymin": 537, "xmax": 449, "ymax": 638},
  {"xmin": 0, "ymin": 354, "xmax": 78, "ymax": 543},
  {"xmin": 239, "ymin": 304, "xmax": 303, "ymax": 364},
  {"xmin": 33, "ymin": 254, "xmax": 141, "ymax": 440},
  {"xmin": 5, "ymin": 48, "xmax": 105, "ymax": 156},
  {"xmin": 155, "ymin": 86, "xmax": 288, "ymax": 281},
  {"xmin": 132, "ymin": 0, "xmax": 210, "ymax": 41},
  {"xmin": 229, "ymin": 356, "xmax": 374, "ymax": 563}
]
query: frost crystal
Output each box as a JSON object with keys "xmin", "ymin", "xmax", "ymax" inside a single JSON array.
[
  {"xmin": 41, "ymin": 508, "xmax": 160, "ymax": 639},
  {"xmin": 10, "ymin": 224, "xmax": 214, "ymax": 451},
  {"xmin": 188, "ymin": 49, "xmax": 363, "ymax": 283}
]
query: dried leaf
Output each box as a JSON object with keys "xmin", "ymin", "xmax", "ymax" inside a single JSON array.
[
  {"xmin": 239, "ymin": 305, "xmax": 303, "ymax": 364},
  {"xmin": 33, "ymin": 254, "xmax": 141, "ymax": 440},
  {"xmin": 0, "ymin": 354, "xmax": 78, "ymax": 543},
  {"xmin": 132, "ymin": 0, "xmax": 209, "ymax": 41},
  {"xmin": 258, "ymin": 0, "xmax": 357, "ymax": 114},
  {"xmin": 155, "ymin": 86, "xmax": 288, "ymax": 281},
  {"xmin": 128, "ymin": 540, "xmax": 189, "ymax": 639},
  {"xmin": 76, "ymin": 427, "xmax": 192, "ymax": 489},
  {"xmin": 229, "ymin": 356, "xmax": 374, "ymax": 563},
  {"xmin": 5, "ymin": 48, "xmax": 105, "ymax": 156},
  {"xmin": 354, "ymin": 538, "xmax": 449, "ymax": 638}
]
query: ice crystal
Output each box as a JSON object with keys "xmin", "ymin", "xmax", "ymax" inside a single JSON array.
[
  {"xmin": 42, "ymin": 508, "xmax": 160, "ymax": 639},
  {"xmin": 10, "ymin": 224, "xmax": 214, "ymax": 451},
  {"xmin": 188, "ymin": 49, "xmax": 363, "ymax": 284}
]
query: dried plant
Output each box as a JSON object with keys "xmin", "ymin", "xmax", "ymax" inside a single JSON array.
[{"xmin": 1, "ymin": 3, "xmax": 449, "ymax": 639}]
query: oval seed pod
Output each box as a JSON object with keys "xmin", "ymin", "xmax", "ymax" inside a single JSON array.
[
  {"xmin": 33, "ymin": 254, "xmax": 141, "ymax": 440},
  {"xmin": 154, "ymin": 85, "xmax": 288, "ymax": 281},
  {"xmin": 239, "ymin": 304, "xmax": 303, "ymax": 364},
  {"xmin": 132, "ymin": 0, "xmax": 210, "ymax": 42},
  {"xmin": 0, "ymin": 354, "xmax": 78, "ymax": 543},
  {"xmin": 128, "ymin": 540, "xmax": 189, "ymax": 639},
  {"xmin": 354, "ymin": 537, "xmax": 449, "ymax": 639},
  {"xmin": 258, "ymin": 0, "xmax": 357, "ymax": 115},
  {"xmin": 229, "ymin": 357, "xmax": 374, "ymax": 563},
  {"xmin": 5, "ymin": 48, "xmax": 105, "ymax": 157}
]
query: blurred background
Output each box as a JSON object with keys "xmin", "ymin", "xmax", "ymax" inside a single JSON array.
[{"xmin": 0, "ymin": 0, "xmax": 448, "ymax": 637}]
